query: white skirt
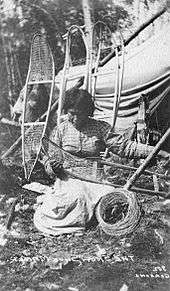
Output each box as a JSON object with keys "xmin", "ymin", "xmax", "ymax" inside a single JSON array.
[{"xmin": 33, "ymin": 177, "xmax": 114, "ymax": 236}]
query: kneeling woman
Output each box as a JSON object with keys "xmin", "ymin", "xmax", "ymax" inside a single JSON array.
[{"xmin": 34, "ymin": 89, "xmax": 169, "ymax": 235}]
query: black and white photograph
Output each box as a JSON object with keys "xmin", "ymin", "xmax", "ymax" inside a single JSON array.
[{"xmin": 0, "ymin": 0, "xmax": 170, "ymax": 290}]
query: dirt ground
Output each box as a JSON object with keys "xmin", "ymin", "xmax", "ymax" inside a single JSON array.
[{"xmin": 0, "ymin": 123, "xmax": 170, "ymax": 291}]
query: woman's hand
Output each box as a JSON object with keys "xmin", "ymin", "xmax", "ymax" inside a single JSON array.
[
  {"xmin": 50, "ymin": 159, "xmax": 63, "ymax": 174},
  {"xmin": 44, "ymin": 158, "xmax": 63, "ymax": 179},
  {"xmin": 49, "ymin": 158, "xmax": 67, "ymax": 180}
]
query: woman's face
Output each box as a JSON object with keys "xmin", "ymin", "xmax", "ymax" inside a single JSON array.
[{"xmin": 67, "ymin": 108, "xmax": 89, "ymax": 129}]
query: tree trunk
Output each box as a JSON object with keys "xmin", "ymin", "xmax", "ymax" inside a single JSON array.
[{"xmin": 82, "ymin": 0, "xmax": 93, "ymax": 93}]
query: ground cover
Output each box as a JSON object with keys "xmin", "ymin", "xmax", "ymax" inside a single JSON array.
[{"xmin": 0, "ymin": 123, "xmax": 169, "ymax": 291}]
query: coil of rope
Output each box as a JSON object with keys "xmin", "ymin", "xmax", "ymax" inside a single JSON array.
[{"xmin": 95, "ymin": 188, "xmax": 141, "ymax": 237}]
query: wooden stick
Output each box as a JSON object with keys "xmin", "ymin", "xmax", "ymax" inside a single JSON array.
[
  {"xmin": 114, "ymin": 184, "xmax": 168, "ymax": 198},
  {"xmin": 63, "ymin": 169, "xmax": 168, "ymax": 198},
  {"xmin": 100, "ymin": 159, "xmax": 170, "ymax": 180},
  {"xmin": 124, "ymin": 128, "xmax": 170, "ymax": 190}
]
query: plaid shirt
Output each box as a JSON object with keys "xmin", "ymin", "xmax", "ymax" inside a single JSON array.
[
  {"xmin": 42, "ymin": 116, "xmax": 157, "ymax": 174},
  {"xmin": 49, "ymin": 117, "xmax": 111, "ymax": 157}
]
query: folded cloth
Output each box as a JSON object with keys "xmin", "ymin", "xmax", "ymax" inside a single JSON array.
[
  {"xmin": 23, "ymin": 182, "xmax": 54, "ymax": 195},
  {"xmin": 33, "ymin": 177, "xmax": 114, "ymax": 236}
]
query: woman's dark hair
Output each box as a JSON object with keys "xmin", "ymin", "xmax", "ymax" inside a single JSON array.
[{"xmin": 63, "ymin": 88, "xmax": 95, "ymax": 116}]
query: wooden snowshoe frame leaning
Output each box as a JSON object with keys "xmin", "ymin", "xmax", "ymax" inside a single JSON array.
[
  {"xmin": 110, "ymin": 29, "xmax": 125, "ymax": 132},
  {"xmin": 91, "ymin": 21, "xmax": 125, "ymax": 130},
  {"xmin": 92, "ymin": 21, "xmax": 113, "ymax": 99},
  {"xmin": 22, "ymin": 33, "xmax": 55, "ymax": 181},
  {"xmin": 96, "ymin": 27, "xmax": 125, "ymax": 158},
  {"xmin": 57, "ymin": 25, "xmax": 90, "ymax": 127}
]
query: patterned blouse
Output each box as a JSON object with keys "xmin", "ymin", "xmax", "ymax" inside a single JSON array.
[
  {"xmin": 44, "ymin": 116, "xmax": 154, "ymax": 162},
  {"xmin": 41, "ymin": 116, "xmax": 168, "ymax": 178},
  {"xmin": 53, "ymin": 117, "xmax": 111, "ymax": 157}
]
